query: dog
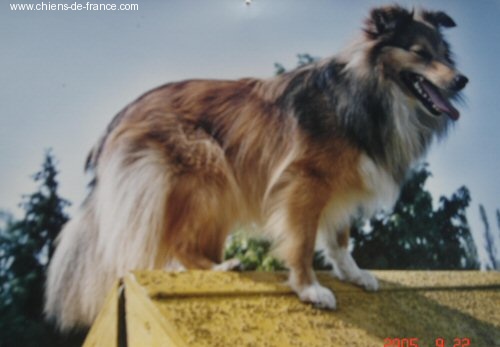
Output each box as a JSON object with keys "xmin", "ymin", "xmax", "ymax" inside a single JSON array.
[{"xmin": 45, "ymin": 5, "xmax": 468, "ymax": 330}]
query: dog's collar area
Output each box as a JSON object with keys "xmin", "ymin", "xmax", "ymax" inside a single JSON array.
[{"xmin": 400, "ymin": 71, "xmax": 460, "ymax": 120}]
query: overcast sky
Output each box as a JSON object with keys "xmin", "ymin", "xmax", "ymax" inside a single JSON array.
[{"xmin": 1, "ymin": 0, "xmax": 499, "ymax": 266}]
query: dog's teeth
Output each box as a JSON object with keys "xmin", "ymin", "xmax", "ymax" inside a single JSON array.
[
  {"xmin": 411, "ymin": 77, "xmax": 438, "ymax": 112},
  {"xmin": 414, "ymin": 81, "xmax": 423, "ymax": 94}
]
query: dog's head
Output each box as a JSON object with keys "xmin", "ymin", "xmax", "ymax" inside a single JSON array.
[{"xmin": 364, "ymin": 6, "xmax": 468, "ymax": 120}]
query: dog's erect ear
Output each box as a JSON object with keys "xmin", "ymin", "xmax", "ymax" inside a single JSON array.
[
  {"xmin": 422, "ymin": 10, "xmax": 456, "ymax": 29},
  {"xmin": 365, "ymin": 6, "xmax": 413, "ymax": 38}
]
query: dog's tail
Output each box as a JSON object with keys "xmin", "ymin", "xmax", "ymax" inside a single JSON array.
[
  {"xmin": 45, "ymin": 148, "xmax": 171, "ymax": 330},
  {"xmin": 44, "ymin": 196, "xmax": 106, "ymax": 330}
]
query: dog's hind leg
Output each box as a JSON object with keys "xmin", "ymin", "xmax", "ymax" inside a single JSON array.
[
  {"xmin": 325, "ymin": 227, "xmax": 379, "ymax": 291},
  {"xmin": 212, "ymin": 258, "xmax": 241, "ymax": 271},
  {"xmin": 161, "ymin": 150, "xmax": 241, "ymax": 272}
]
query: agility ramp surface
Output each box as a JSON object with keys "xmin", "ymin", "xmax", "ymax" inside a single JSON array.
[{"xmin": 84, "ymin": 270, "xmax": 500, "ymax": 347}]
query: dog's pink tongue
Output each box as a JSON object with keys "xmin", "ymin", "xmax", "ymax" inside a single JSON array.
[{"xmin": 421, "ymin": 81, "xmax": 459, "ymax": 120}]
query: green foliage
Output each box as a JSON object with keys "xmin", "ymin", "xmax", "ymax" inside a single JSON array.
[
  {"xmin": 274, "ymin": 53, "xmax": 318, "ymax": 75},
  {"xmin": 224, "ymin": 232, "xmax": 330, "ymax": 271},
  {"xmin": 351, "ymin": 164, "xmax": 479, "ymax": 270},
  {"xmin": 296, "ymin": 53, "xmax": 318, "ymax": 66},
  {"xmin": 274, "ymin": 62, "xmax": 286, "ymax": 76},
  {"xmin": 0, "ymin": 151, "xmax": 84, "ymax": 347},
  {"xmin": 224, "ymin": 231, "xmax": 285, "ymax": 271}
]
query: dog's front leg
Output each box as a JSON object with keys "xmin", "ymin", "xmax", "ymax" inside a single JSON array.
[
  {"xmin": 325, "ymin": 227, "xmax": 379, "ymax": 291},
  {"xmin": 278, "ymin": 179, "xmax": 336, "ymax": 310}
]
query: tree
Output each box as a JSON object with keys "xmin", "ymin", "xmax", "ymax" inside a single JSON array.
[
  {"xmin": 0, "ymin": 151, "xmax": 83, "ymax": 347},
  {"xmin": 224, "ymin": 231, "xmax": 284, "ymax": 271},
  {"xmin": 274, "ymin": 53, "xmax": 318, "ymax": 75},
  {"xmin": 497, "ymin": 209, "xmax": 500, "ymax": 231},
  {"xmin": 480, "ymin": 204, "xmax": 499, "ymax": 270},
  {"xmin": 351, "ymin": 165, "xmax": 479, "ymax": 270}
]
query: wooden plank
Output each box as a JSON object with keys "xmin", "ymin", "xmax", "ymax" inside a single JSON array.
[
  {"xmin": 124, "ymin": 273, "xmax": 189, "ymax": 347},
  {"xmin": 86, "ymin": 271, "xmax": 500, "ymax": 346},
  {"xmin": 83, "ymin": 281, "xmax": 120, "ymax": 347}
]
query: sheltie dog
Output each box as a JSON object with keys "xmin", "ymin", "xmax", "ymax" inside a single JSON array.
[{"xmin": 46, "ymin": 5, "xmax": 468, "ymax": 330}]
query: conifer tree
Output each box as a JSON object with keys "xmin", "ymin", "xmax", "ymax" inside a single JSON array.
[{"xmin": 0, "ymin": 151, "xmax": 76, "ymax": 346}]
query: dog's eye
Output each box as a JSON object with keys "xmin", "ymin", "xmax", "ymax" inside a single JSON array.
[{"xmin": 413, "ymin": 49, "xmax": 433, "ymax": 61}]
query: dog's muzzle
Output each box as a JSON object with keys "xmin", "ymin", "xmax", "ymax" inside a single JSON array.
[{"xmin": 450, "ymin": 74, "xmax": 469, "ymax": 92}]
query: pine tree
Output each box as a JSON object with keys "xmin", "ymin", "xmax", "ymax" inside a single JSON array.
[{"xmin": 0, "ymin": 151, "xmax": 75, "ymax": 346}]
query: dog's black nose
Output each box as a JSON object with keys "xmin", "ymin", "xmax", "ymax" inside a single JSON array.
[{"xmin": 451, "ymin": 74, "xmax": 469, "ymax": 91}]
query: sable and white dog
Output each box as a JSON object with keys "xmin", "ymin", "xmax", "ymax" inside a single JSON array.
[{"xmin": 46, "ymin": 6, "xmax": 468, "ymax": 330}]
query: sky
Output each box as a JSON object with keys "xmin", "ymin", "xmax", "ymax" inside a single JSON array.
[{"xmin": 1, "ymin": 0, "xmax": 499, "ymax": 266}]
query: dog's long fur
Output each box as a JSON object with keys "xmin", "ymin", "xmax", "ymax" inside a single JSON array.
[{"xmin": 46, "ymin": 6, "xmax": 467, "ymax": 330}]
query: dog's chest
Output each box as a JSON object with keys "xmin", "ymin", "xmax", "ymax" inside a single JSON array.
[
  {"xmin": 320, "ymin": 154, "xmax": 400, "ymax": 230},
  {"xmin": 358, "ymin": 154, "xmax": 400, "ymax": 213}
]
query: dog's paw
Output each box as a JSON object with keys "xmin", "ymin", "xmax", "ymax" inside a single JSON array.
[
  {"xmin": 354, "ymin": 270, "xmax": 379, "ymax": 291},
  {"xmin": 212, "ymin": 258, "xmax": 241, "ymax": 271},
  {"xmin": 330, "ymin": 262, "xmax": 346, "ymax": 281},
  {"xmin": 164, "ymin": 259, "xmax": 186, "ymax": 272},
  {"xmin": 332, "ymin": 267, "xmax": 379, "ymax": 291},
  {"xmin": 296, "ymin": 283, "xmax": 337, "ymax": 310}
]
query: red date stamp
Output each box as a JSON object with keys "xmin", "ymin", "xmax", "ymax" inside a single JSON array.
[
  {"xmin": 383, "ymin": 338, "xmax": 419, "ymax": 347},
  {"xmin": 383, "ymin": 337, "xmax": 471, "ymax": 347}
]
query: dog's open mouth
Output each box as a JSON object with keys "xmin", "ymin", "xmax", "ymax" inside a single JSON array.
[{"xmin": 401, "ymin": 72, "xmax": 459, "ymax": 120}]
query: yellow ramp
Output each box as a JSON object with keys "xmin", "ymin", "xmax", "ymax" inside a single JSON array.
[{"xmin": 84, "ymin": 270, "xmax": 500, "ymax": 347}]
